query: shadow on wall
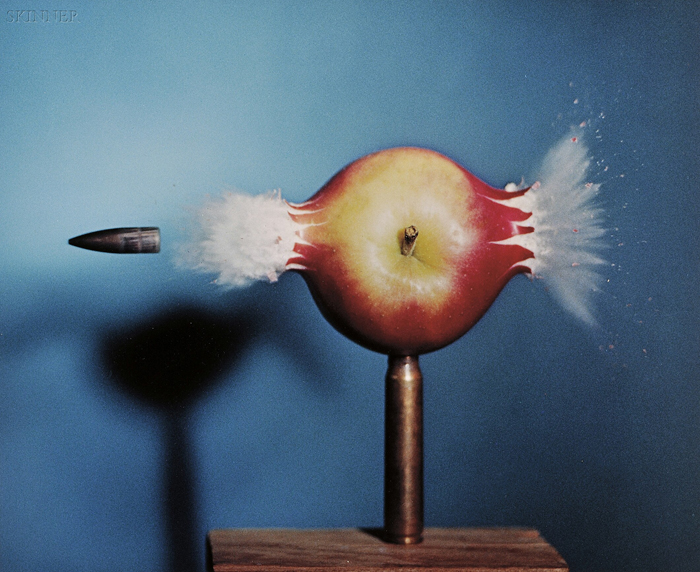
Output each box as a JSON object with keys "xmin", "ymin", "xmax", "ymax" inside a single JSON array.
[
  {"xmin": 101, "ymin": 305, "xmax": 258, "ymax": 572},
  {"xmin": 97, "ymin": 278, "xmax": 342, "ymax": 572}
]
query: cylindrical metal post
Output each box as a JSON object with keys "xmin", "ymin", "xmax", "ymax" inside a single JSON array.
[{"xmin": 384, "ymin": 355, "xmax": 423, "ymax": 544}]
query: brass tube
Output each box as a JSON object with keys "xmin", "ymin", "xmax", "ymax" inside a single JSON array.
[{"xmin": 384, "ymin": 355, "xmax": 423, "ymax": 544}]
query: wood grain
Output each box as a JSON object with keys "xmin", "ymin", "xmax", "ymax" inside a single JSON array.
[{"xmin": 207, "ymin": 527, "xmax": 568, "ymax": 571}]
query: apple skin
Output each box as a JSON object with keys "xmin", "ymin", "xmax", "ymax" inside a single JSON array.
[{"xmin": 286, "ymin": 147, "xmax": 534, "ymax": 355}]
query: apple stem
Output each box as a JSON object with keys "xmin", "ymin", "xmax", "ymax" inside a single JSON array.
[{"xmin": 401, "ymin": 226, "xmax": 418, "ymax": 256}]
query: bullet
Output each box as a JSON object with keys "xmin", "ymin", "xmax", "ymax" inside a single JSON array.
[{"xmin": 69, "ymin": 227, "xmax": 160, "ymax": 254}]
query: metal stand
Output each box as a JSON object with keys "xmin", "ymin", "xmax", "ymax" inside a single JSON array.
[
  {"xmin": 384, "ymin": 355, "xmax": 423, "ymax": 544},
  {"xmin": 206, "ymin": 355, "xmax": 570, "ymax": 571}
]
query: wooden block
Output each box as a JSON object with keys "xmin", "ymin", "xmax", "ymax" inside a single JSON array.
[{"xmin": 206, "ymin": 527, "xmax": 568, "ymax": 571}]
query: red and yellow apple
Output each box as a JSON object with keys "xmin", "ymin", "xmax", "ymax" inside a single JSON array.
[
  {"xmin": 285, "ymin": 147, "xmax": 535, "ymax": 355},
  {"xmin": 187, "ymin": 134, "xmax": 604, "ymax": 353}
]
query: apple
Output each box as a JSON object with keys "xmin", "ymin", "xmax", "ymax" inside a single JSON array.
[
  {"xmin": 285, "ymin": 147, "xmax": 535, "ymax": 355},
  {"xmin": 185, "ymin": 134, "xmax": 604, "ymax": 355}
]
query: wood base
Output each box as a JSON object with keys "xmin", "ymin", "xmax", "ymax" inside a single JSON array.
[{"xmin": 206, "ymin": 527, "xmax": 568, "ymax": 571}]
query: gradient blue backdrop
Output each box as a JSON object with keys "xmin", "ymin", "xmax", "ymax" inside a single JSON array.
[{"xmin": 1, "ymin": 2, "xmax": 698, "ymax": 571}]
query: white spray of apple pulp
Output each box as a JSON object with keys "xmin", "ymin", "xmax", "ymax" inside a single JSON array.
[
  {"xmin": 179, "ymin": 130, "xmax": 606, "ymax": 325},
  {"xmin": 502, "ymin": 131, "xmax": 606, "ymax": 325},
  {"xmin": 180, "ymin": 191, "xmax": 299, "ymax": 286}
]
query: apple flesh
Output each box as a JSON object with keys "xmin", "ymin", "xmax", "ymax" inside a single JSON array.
[{"xmin": 286, "ymin": 147, "xmax": 535, "ymax": 355}]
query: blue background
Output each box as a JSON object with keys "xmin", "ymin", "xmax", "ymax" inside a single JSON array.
[{"xmin": 1, "ymin": 2, "xmax": 698, "ymax": 571}]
